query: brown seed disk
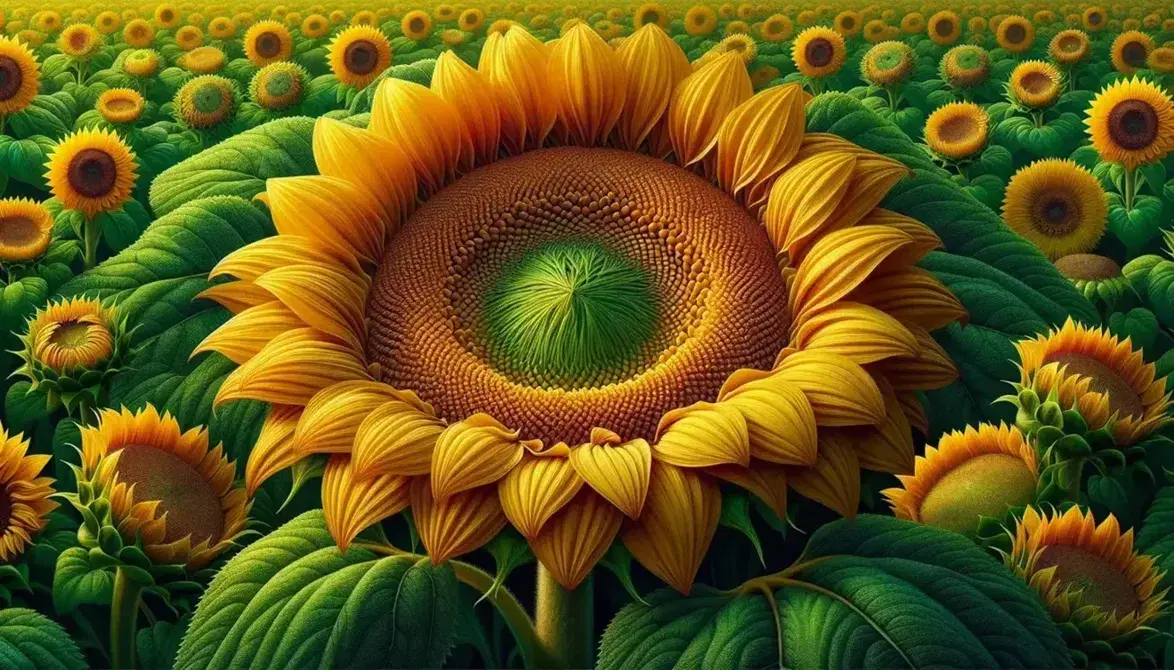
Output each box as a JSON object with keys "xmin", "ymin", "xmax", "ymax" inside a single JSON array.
[
  {"xmin": 67, "ymin": 148, "xmax": 117, "ymax": 199},
  {"xmin": 114, "ymin": 444, "xmax": 225, "ymax": 545}
]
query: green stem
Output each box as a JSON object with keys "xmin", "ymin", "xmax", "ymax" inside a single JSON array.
[
  {"xmin": 83, "ymin": 214, "xmax": 100, "ymax": 270},
  {"xmin": 809, "ymin": 76, "xmax": 824, "ymax": 96},
  {"xmin": 450, "ymin": 561, "xmax": 541, "ymax": 670},
  {"xmin": 110, "ymin": 567, "xmax": 143, "ymax": 670},
  {"xmin": 1064, "ymin": 457, "xmax": 1086, "ymax": 503},
  {"xmin": 1123, "ymin": 165, "xmax": 1137, "ymax": 211},
  {"xmin": 886, "ymin": 86, "xmax": 899, "ymax": 112},
  {"xmin": 534, "ymin": 565, "xmax": 593, "ymax": 670}
]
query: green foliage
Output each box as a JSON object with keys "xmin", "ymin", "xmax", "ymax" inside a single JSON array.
[{"xmin": 0, "ymin": 608, "xmax": 87, "ymax": 670}]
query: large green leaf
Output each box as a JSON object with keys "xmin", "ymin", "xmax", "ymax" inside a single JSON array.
[
  {"xmin": 598, "ymin": 515, "xmax": 1071, "ymax": 670},
  {"xmin": 175, "ymin": 510, "xmax": 459, "ymax": 670},
  {"xmin": 0, "ymin": 608, "xmax": 87, "ymax": 670},
  {"xmin": 1137, "ymin": 487, "xmax": 1174, "ymax": 592}
]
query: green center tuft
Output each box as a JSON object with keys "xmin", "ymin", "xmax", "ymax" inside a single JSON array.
[
  {"xmin": 192, "ymin": 83, "xmax": 225, "ymax": 114},
  {"xmin": 265, "ymin": 72, "xmax": 294, "ymax": 98}
]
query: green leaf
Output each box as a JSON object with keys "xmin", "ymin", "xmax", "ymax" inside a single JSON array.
[
  {"xmin": 175, "ymin": 510, "xmax": 459, "ymax": 670},
  {"xmin": 977, "ymin": 143, "xmax": 1013, "ymax": 179},
  {"xmin": 137, "ymin": 616, "xmax": 190, "ymax": 670},
  {"xmin": 6, "ymin": 92, "xmax": 77, "ymax": 139},
  {"xmin": 3, "ymin": 381, "xmax": 52, "ymax": 431},
  {"xmin": 148, "ymin": 116, "xmax": 317, "ymax": 216},
  {"xmin": 1108, "ymin": 308, "xmax": 1160, "ymax": 355},
  {"xmin": 0, "ymin": 134, "xmax": 56, "ymax": 189},
  {"xmin": 599, "ymin": 515, "xmax": 1071, "ymax": 670},
  {"xmin": 1107, "ymin": 194, "xmax": 1164, "ymax": 253},
  {"xmin": 0, "ymin": 608, "xmax": 87, "ymax": 670},
  {"xmin": 52, "ymin": 547, "xmax": 115, "ymax": 615},
  {"xmin": 1137, "ymin": 487, "xmax": 1174, "ymax": 592}
]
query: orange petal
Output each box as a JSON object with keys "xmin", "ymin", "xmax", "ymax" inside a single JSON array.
[
  {"xmin": 352, "ymin": 400, "xmax": 446, "ymax": 478},
  {"xmin": 196, "ymin": 281, "xmax": 274, "ymax": 314},
  {"xmin": 614, "ymin": 23, "xmax": 691, "ymax": 151},
  {"xmin": 788, "ymin": 432, "xmax": 860, "ymax": 518},
  {"xmin": 667, "ymin": 52, "xmax": 753, "ymax": 168},
  {"xmin": 430, "ymin": 414, "xmax": 533, "ymax": 501},
  {"xmin": 763, "ymin": 152, "xmax": 856, "ymax": 261},
  {"xmin": 714, "ymin": 84, "xmax": 806, "ymax": 207},
  {"xmin": 369, "ymin": 79, "xmax": 472, "ymax": 196},
  {"xmin": 244, "ymin": 405, "xmax": 302, "ymax": 497},
  {"xmin": 254, "ymin": 263, "xmax": 368, "ymax": 352},
  {"xmin": 789, "ymin": 225, "xmax": 913, "ymax": 325},
  {"xmin": 896, "ymin": 390, "xmax": 929, "ymax": 435},
  {"xmin": 569, "ymin": 435, "xmax": 651, "ymax": 519},
  {"xmin": 653, "ymin": 401, "xmax": 750, "ymax": 468},
  {"xmin": 872, "ymin": 326, "xmax": 959, "ymax": 391},
  {"xmin": 498, "ymin": 453, "xmax": 582, "ymax": 538},
  {"xmin": 791, "ymin": 301, "xmax": 919, "ymax": 365},
  {"xmin": 193, "ymin": 301, "xmax": 303, "ymax": 365},
  {"xmin": 547, "ymin": 23, "xmax": 626, "ymax": 146},
  {"xmin": 215, "ymin": 328, "xmax": 369, "ymax": 407},
  {"xmin": 478, "ymin": 27, "xmax": 555, "ymax": 152},
  {"xmin": 412, "ymin": 479, "xmax": 507, "ymax": 565},
  {"xmin": 432, "ymin": 51, "xmax": 502, "ymax": 167},
  {"xmin": 323, "ymin": 455, "xmax": 410, "ymax": 553},
  {"xmin": 850, "ymin": 268, "xmax": 967, "ymax": 332},
  {"xmin": 267, "ymin": 175, "xmax": 389, "ymax": 265},
  {"xmin": 717, "ymin": 374, "xmax": 818, "ymax": 465},
  {"xmin": 292, "ymin": 380, "xmax": 421, "ymax": 456},
  {"xmin": 210, "ymin": 235, "xmax": 362, "ymax": 283},
  {"xmin": 531, "ymin": 489, "xmax": 622, "ymax": 590},
  {"xmin": 770, "ymin": 350, "xmax": 886, "ymax": 426},
  {"xmin": 707, "ymin": 461, "xmax": 789, "ymax": 521},
  {"xmin": 313, "ymin": 116, "xmax": 417, "ymax": 224},
  {"xmin": 859, "ymin": 208, "xmax": 943, "ymax": 269}
]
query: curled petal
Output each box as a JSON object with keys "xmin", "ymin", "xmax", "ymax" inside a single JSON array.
[
  {"xmin": 850, "ymin": 268, "xmax": 967, "ymax": 332},
  {"xmin": 292, "ymin": 380, "xmax": 424, "ymax": 456},
  {"xmin": 352, "ymin": 400, "xmax": 445, "ymax": 478},
  {"xmin": 215, "ymin": 328, "xmax": 369, "ymax": 407},
  {"xmin": 254, "ymin": 263, "xmax": 368, "ymax": 352},
  {"xmin": 614, "ymin": 24, "xmax": 691, "ymax": 151},
  {"xmin": 313, "ymin": 117, "xmax": 417, "ymax": 224},
  {"xmin": 196, "ymin": 281, "xmax": 274, "ymax": 314},
  {"xmin": 267, "ymin": 175, "xmax": 388, "ymax": 265},
  {"xmin": 370, "ymin": 79, "xmax": 473, "ymax": 196},
  {"xmin": 841, "ymin": 384, "xmax": 916, "ymax": 474},
  {"xmin": 791, "ymin": 301, "xmax": 919, "ymax": 365},
  {"xmin": 764, "ymin": 152, "xmax": 856, "ymax": 260},
  {"xmin": 499, "ymin": 454, "xmax": 582, "ymax": 538},
  {"xmin": 872, "ymin": 326, "xmax": 959, "ymax": 390},
  {"xmin": 432, "ymin": 52, "xmax": 502, "ymax": 167},
  {"xmin": 622, "ymin": 463, "xmax": 719, "ymax": 594},
  {"xmin": 770, "ymin": 350, "xmax": 886, "ymax": 426},
  {"xmin": 193, "ymin": 301, "xmax": 303, "ymax": 365},
  {"xmin": 413, "ymin": 479, "xmax": 507, "ymax": 565},
  {"xmin": 707, "ymin": 461, "xmax": 789, "ymax": 521},
  {"xmin": 210, "ymin": 235, "xmax": 362, "ymax": 283},
  {"xmin": 569, "ymin": 436, "xmax": 651, "ymax": 519},
  {"xmin": 478, "ymin": 27, "xmax": 556, "ymax": 152},
  {"xmin": 788, "ymin": 432, "xmax": 860, "ymax": 518},
  {"xmin": 547, "ymin": 23, "xmax": 626, "ymax": 146},
  {"xmin": 531, "ymin": 490, "xmax": 622, "ymax": 590},
  {"xmin": 715, "ymin": 84, "xmax": 806, "ymax": 207},
  {"xmin": 245, "ymin": 405, "xmax": 302, "ymax": 496},
  {"xmin": 653, "ymin": 402, "xmax": 750, "ymax": 468},
  {"xmin": 323, "ymin": 455, "xmax": 410, "ymax": 553},
  {"xmin": 430, "ymin": 414, "xmax": 535, "ymax": 501},
  {"xmin": 717, "ymin": 374, "xmax": 818, "ymax": 465},
  {"xmin": 896, "ymin": 390, "xmax": 929, "ymax": 435},
  {"xmin": 667, "ymin": 52, "xmax": 753, "ymax": 168},
  {"xmin": 789, "ymin": 225, "xmax": 913, "ymax": 326},
  {"xmin": 859, "ymin": 208, "xmax": 943, "ymax": 268}
]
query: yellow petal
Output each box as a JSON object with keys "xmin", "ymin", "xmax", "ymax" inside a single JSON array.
[
  {"xmin": 849, "ymin": 268, "xmax": 967, "ymax": 332},
  {"xmin": 788, "ymin": 432, "xmax": 860, "ymax": 518},
  {"xmin": 789, "ymin": 225, "xmax": 914, "ymax": 325},
  {"xmin": 850, "ymin": 385, "xmax": 916, "ymax": 474},
  {"xmin": 498, "ymin": 453, "xmax": 582, "ymax": 538},
  {"xmin": 432, "ymin": 51, "xmax": 502, "ymax": 167},
  {"xmin": 210, "ymin": 235, "xmax": 362, "ymax": 283},
  {"xmin": 531, "ymin": 489, "xmax": 622, "ymax": 590},
  {"xmin": 292, "ymin": 380, "xmax": 423, "ymax": 456},
  {"xmin": 313, "ymin": 117, "xmax": 417, "ymax": 224},
  {"xmin": 872, "ymin": 326, "xmax": 959, "ymax": 391},
  {"xmin": 667, "ymin": 52, "xmax": 753, "ymax": 168},
  {"xmin": 621, "ymin": 463, "xmax": 719, "ymax": 594},
  {"xmin": 770, "ymin": 350, "xmax": 886, "ymax": 426},
  {"xmin": 412, "ymin": 479, "xmax": 507, "ymax": 565},
  {"xmin": 763, "ymin": 152, "xmax": 856, "ymax": 261},
  {"xmin": 546, "ymin": 23, "xmax": 626, "ymax": 146},
  {"xmin": 653, "ymin": 401, "xmax": 750, "ymax": 468},
  {"xmin": 215, "ymin": 328, "xmax": 369, "ymax": 407},
  {"xmin": 478, "ymin": 27, "xmax": 555, "ymax": 152},
  {"xmin": 707, "ymin": 461, "xmax": 789, "ymax": 521},
  {"xmin": 352, "ymin": 400, "xmax": 445, "ymax": 479},
  {"xmin": 323, "ymin": 455, "xmax": 410, "ymax": 553},
  {"xmin": 244, "ymin": 405, "xmax": 302, "ymax": 497},
  {"xmin": 791, "ymin": 301, "xmax": 919, "ymax": 365},
  {"xmin": 254, "ymin": 262, "xmax": 369, "ymax": 352},
  {"xmin": 858, "ymin": 208, "xmax": 943, "ymax": 269},
  {"xmin": 717, "ymin": 374, "xmax": 818, "ymax": 465},
  {"xmin": 267, "ymin": 175, "xmax": 389, "ymax": 265},
  {"xmin": 369, "ymin": 79, "xmax": 472, "ymax": 196},
  {"xmin": 196, "ymin": 281, "xmax": 274, "ymax": 314},
  {"xmin": 896, "ymin": 390, "xmax": 929, "ymax": 435},
  {"xmin": 193, "ymin": 301, "xmax": 304, "ymax": 365},
  {"xmin": 569, "ymin": 435, "xmax": 651, "ymax": 519},
  {"xmin": 430, "ymin": 413, "xmax": 535, "ymax": 501},
  {"xmin": 614, "ymin": 24, "xmax": 691, "ymax": 151},
  {"xmin": 714, "ymin": 84, "xmax": 806, "ymax": 207}
]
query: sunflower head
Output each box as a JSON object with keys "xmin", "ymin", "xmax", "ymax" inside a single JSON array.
[
  {"xmin": 174, "ymin": 24, "xmax": 203, "ymax": 51},
  {"xmin": 1009, "ymin": 60, "xmax": 1063, "ymax": 109},
  {"xmin": 862, "ymin": 41, "xmax": 915, "ymax": 87},
  {"xmin": 208, "ymin": 16, "xmax": 236, "ymax": 39},
  {"xmin": 457, "ymin": 8, "xmax": 485, "ymax": 33},
  {"xmin": 793, "ymin": 26, "xmax": 846, "ymax": 78},
  {"xmin": 17, "ymin": 297, "xmax": 126, "ymax": 408},
  {"xmin": 94, "ymin": 11, "xmax": 120, "ymax": 35},
  {"xmin": 58, "ymin": 23, "xmax": 102, "ymax": 59},
  {"xmin": 0, "ymin": 198, "xmax": 53, "ymax": 264},
  {"xmin": 834, "ymin": 10, "xmax": 862, "ymax": 36},
  {"xmin": 633, "ymin": 3, "xmax": 670, "ymax": 30},
  {"xmin": 862, "ymin": 19, "xmax": 888, "ymax": 44},
  {"xmin": 941, "ymin": 44, "xmax": 990, "ymax": 89},
  {"xmin": 0, "ymin": 424, "xmax": 57, "ymax": 563},
  {"xmin": 177, "ymin": 45, "xmax": 225, "ymax": 74},
  {"xmin": 1086, "ymin": 77, "xmax": 1174, "ymax": 169},
  {"xmin": 243, "ymin": 19, "xmax": 292, "ymax": 67},
  {"xmin": 401, "ymin": 10, "xmax": 433, "ymax": 41},
  {"xmin": 927, "ymin": 10, "xmax": 961, "ymax": 45},
  {"xmin": 45, "ymin": 128, "xmax": 137, "ymax": 219},
  {"xmin": 759, "ymin": 13, "xmax": 792, "ymax": 42},
  {"xmin": 712, "ymin": 33, "xmax": 757, "ymax": 64},
  {"xmin": 173, "ymin": 74, "xmax": 240, "ymax": 131},
  {"xmin": 153, "ymin": 3, "xmax": 180, "ymax": 29},
  {"xmin": 96, "ymin": 87, "xmax": 145, "ymax": 124},
  {"xmin": 122, "ymin": 19, "xmax": 154, "ymax": 48},
  {"xmin": 1111, "ymin": 30, "xmax": 1154, "ymax": 75},
  {"xmin": 0, "ymin": 36, "xmax": 39, "ymax": 116},
  {"xmin": 433, "ymin": 4, "xmax": 458, "ymax": 23},
  {"xmin": 1049, "ymin": 29, "xmax": 1090, "ymax": 66},
  {"xmin": 1054, "ymin": 253, "xmax": 1129, "ymax": 309},
  {"xmin": 684, "ymin": 6, "xmax": 717, "ymax": 37},
  {"xmin": 328, "ymin": 25, "xmax": 392, "ymax": 89},
  {"xmin": 249, "ymin": 61, "xmax": 308, "ymax": 110},
  {"xmin": 925, "ymin": 101, "xmax": 989, "ymax": 160},
  {"xmin": 1003, "ymin": 159, "xmax": 1106, "ymax": 260},
  {"xmin": 997, "ymin": 15, "xmax": 1035, "ymax": 53},
  {"xmin": 121, "ymin": 48, "xmax": 160, "ymax": 77},
  {"xmin": 72, "ymin": 405, "xmax": 250, "ymax": 572},
  {"xmin": 900, "ymin": 12, "xmax": 925, "ymax": 34},
  {"xmin": 34, "ymin": 11, "xmax": 62, "ymax": 33}
]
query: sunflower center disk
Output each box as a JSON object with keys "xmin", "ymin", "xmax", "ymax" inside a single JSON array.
[
  {"xmin": 114, "ymin": 445, "xmax": 225, "ymax": 545},
  {"xmin": 1046, "ymin": 352, "xmax": 1145, "ymax": 419},
  {"xmin": 256, "ymin": 32, "xmax": 280, "ymax": 58},
  {"xmin": 0, "ymin": 216, "xmax": 40, "ymax": 247},
  {"xmin": 67, "ymin": 149, "xmax": 117, "ymax": 198},
  {"xmin": 1109, "ymin": 100, "xmax": 1158, "ymax": 150},
  {"xmin": 1005, "ymin": 24, "xmax": 1026, "ymax": 44},
  {"xmin": 48, "ymin": 321, "xmax": 92, "ymax": 348},
  {"xmin": 1035, "ymin": 545, "xmax": 1140, "ymax": 616},
  {"xmin": 344, "ymin": 40, "xmax": 379, "ymax": 74},
  {"xmin": 1053, "ymin": 253, "xmax": 1121, "ymax": 281},
  {"xmin": 918, "ymin": 454, "xmax": 1037, "ymax": 533},
  {"xmin": 367, "ymin": 147, "xmax": 789, "ymax": 444},
  {"xmin": 0, "ymin": 57, "xmax": 21, "ymax": 101},
  {"xmin": 805, "ymin": 39, "xmax": 834, "ymax": 67},
  {"xmin": 1032, "ymin": 191, "xmax": 1079, "ymax": 236},
  {"xmin": 1122, "ymin": 42, "xmax": 1147, "ymax": 67}
]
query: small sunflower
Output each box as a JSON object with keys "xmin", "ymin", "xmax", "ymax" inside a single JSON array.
[
  {"xmin": 834, "ymin": 10, "xmax": 862, "ymax": 37},
  {"xmin": 861, "ymin": 41, "xmax": 915, "ymax": 87},
  {"xmin": 883, "ymin": 423, "xmax": 1037, "ymax": 534},
  {"xmin": 122, "ymin": 19, "xmax": 154, "ymax": 48},
  {"xmin": 925, "ymin": 102, "xmax": 988, "ymax": 160},
  {"xmin": 74, "ymin": 405, "xmax": 250, "ymax": 570},
  {"xmin": 121, "ymin": 48, "xmax": 160, "ymax": 77},
  {"xmin": 328, "ymin": 25, "xmax": 392, "ymax": 90},
  {"xmin": 243, "ymin": 19, "xmax": 292, "ymax": 67},
  {"xmin": 759, "ymin": 13, "xmax": 792, "ymax": 42},
  {"xmin": 1086, "ymin": 77, "xmax": 1174, "ymax": 169},
  {"xmin": 1002, "ymin": 159, "xmax": 1107, "ymax": 260},
  {"xmin": 250, "ymin": 61, "xmax": 307, "ymax": 111},
  {"xmin": 45, "ymin": 129, "xmax": 137, "ymax": 219},
  {"xmin": 18, "ymin": 297, "xmax": 121, "ymax": 384},
  {"xmin": 1110, "ymin": 30, "xmax": 1154, "ymax": 75},
  {"xmin": 58, "ymin": 24, "xmax": 102, "ymax": 59},
  {"xmin": 0, "ymin": 424, "xmax": 57, "ymax": 563},
  {"xmin": 434, "ymin": 4, "xmax": 459, "ymax": 23},
  {"xmin": 153, "ymin": 3, "xmax": 181, "ymax": 30},
  {"xmin": 940, "ymin": 44, "xmax": 990, "ymax": 89},
  {"xmin": 458, "ymin": 8, "xmax": 486, "ymax": 33},
  {"xmin": 684, "ymin": 6, "xmax": 717, "ymax": 37},
  {"xmin": 208, "ymin": 16, "xmax": 236, "ymax": 39},
  {"xmin": 174, "ymin": 25, "xmax": 204, "ymax": 51},
  {"xmin": 401, "ymin": 9, "xmax": 433, "ymax": 41},
  {"xmin": 634, "ymin": 3, "xmax": 670, "ymax": 30},
  {"xmin": 927, "ymin": 10, "xmax": 961, "ymax": 45},
  {"xmin": 1009, "ymin": 60, "xmax": 1063, "ymax": 109},
  {"xmin": 1053, "ymin": 253, "xmax": 1129, "ymax": 308},
  {"xmin": 173, "ymin": 75, "xmax": 240, "ymax": 130},
  {"xmin": 95, "ymin": 88, "xmax": 145, "ymax": 124},
  {"xmin": 1082, "ymin": 6, "xmax": 1107, "ymax": 32},
  {"xmin": 793, "ymin": 26, "xmax": 846, "ymax": 78},
  {"xmin": 0, "ymin": 198, "xmax": 53, "ymax": 263},
  {"xmin": 713, "ymin": 33, "xmax": 757, "ymax": 65},
  {"xmin": 724, "ymin": 20, "xmax": 750, "ymax": 36},
  {"xmin": 863, "ymin": 19, "xmax": 888, "ymax": 44},
  {"xmin": 1049, "ymin": 29, "xmax": 1090, "ymax": 66},
  {"xmin": 178, "ymin": 45, "xmax": 226, "ymax": 74},
  {"xmin": 900, "ymin": 12, "xmax": 925, "ymax": 34},
  {"xmin": 0, "ymin": 36, "xmax": 39, "ymax": 116},
  {"xmin": 996, "ymin": 15, "xmax": 1035, "ymax": 53},
  {"xmin": 94, "ymin": 11, "xmax": 120, "ymax": 35},
  {"xmin": 34, "ymin": 11, "xmax": 62, "ymax": 34},
  {"xmin": 348, "ymin": 10, "xmax": 376, "ymax": 27},
  {"xmin": 1149, "ymin": 48, "xmax": 1174, "ymax": 75}
]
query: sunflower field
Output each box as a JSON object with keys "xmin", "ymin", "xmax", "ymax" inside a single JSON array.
[{"xmin": 0, "ymin": 0, "xmax": 1173, "ymax": 668}]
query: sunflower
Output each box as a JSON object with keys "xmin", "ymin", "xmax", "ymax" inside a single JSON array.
[
  {"xmin": 208, "ymin": 16, "xmax": 236, "ymax": 39},
  {"xmin": 249, "ymin": 61, "xmax": 307, "ymax": 111},
  {"xmin": 797, "ymin": 10, "xmax": 816, "ymax": 26},
  {"xmin": 153, "ymin": 4, "xmax": 180, "ymax": 29},
  {"xmin": 94, "ymin": 10, "xmax": 120, "ymax": 34},
  {"xmin": 328, "ymin": 10, "xmax": 346, "ymax": 25},
  {"xmin": 684, "ymin": 6, "xmax": 717, "ymax": 36},
  {"xmin": 121, "ymin": 48, "xmax": 160, "ymax": 77},
  {"xmin": 173, "ymin": 75, "xmax": 240, "ymax": 130},
  {"xmin": 925, "ymin": 102, "xmax": 988, "ymax": 160},
  {"xmin": 1110, "ymin": 30, "xmax": 1154, "ymax": 75},
  {"xmin": 122, "ymin": 18, "xmax": 154, "ymax": 48},
  {"xmin": 348, "ymin": 10, "xmax": 375, "ymax": 27},
  {"xmin": 328, "ymin": 25, "xmax": 391, "ymax": 89},
  {"xmin": 927, "ymin": 10, "xmax": 961, "ymax": 45},
  {"xmin": 1010, "ymin": 60, "xmax": 1062, "ymax": 109},
  {"xmin": 243, "ymin": 20, "xmax": 292, "ymax": 67},
  {"xmin": 724, "ymin": 20, "xmax": 750, "ymax": 36},
  {"xmin": 401, "ymin": 10, "xmax": 433, "ymax": 41},
  {"xmin": 34, "ymin": 11, "xmax": 62, "ymax": 33},
  {"xmin": 713, "ymin": 33, "xmax": 757, "ymax": 65},
  {"xmin": 0, "ymin": 425, "xmax": 56, "ymax": 563},
  {"xmin": 459, "ymin": 8, "xmax": 486, "ymax": 33},
  {"xmin": 174, "ymin": 25, "xmax": 204, "ymax": 51},
  {"xmin": 74, "ymin": 405, "xmax": 250, "ymax": 570},
  {"xmin": 633, "ymin": 3, "xmax": 669, "ymax": 30},
  {"xmin": 750, "ymin": 64, "xmax": 780, "ymax": 89},
  {"xmin": 178, "ymin": 45, "xmax": 226, "ymax": 74},
  {"xmin": 834, "ymin": 10, "xmax": 862, "ymax": 36},
  {"xmin": 58, "ymin": 24, "xmax": 102, "ymax": 59},
  {"xmin": 1082, "ymin": 6, "xmax": 1107, "ymax": 31},
  {"xmin": 1002, "ymin": 159, "xmax": 1106, "ymax": 260},
  {"xmin": 793, "ymin": 26, "xmax": 846, "ymax": 78},
  {"xmin": 940, "ymin": 44, "xmax": 990, "ymax": 89},
  {"xmin": 900, "ymin": 12, "xmax": 925, "ymax": 34},
  {"xmin": 1053, "ymin": 253, "xmax": 1129, "ymax": 307},
  {"xmin": 996, "ymin": 15, "xmax": 1035, "ymax": 53},
  {"xmin": 883, "ymin": 423, "xmax": 1037, "ymax": 534},
  {"xmin": 968, "ymin": 15, "xmax": 987, "ymax": 35},
  {"xmin": 198, "ymin": 24, "xmax": 962, "ymax": 594},
  {"xmin": 18, "ymin": 297, "xmax": 120, "ymax": 382},
  {"xmin": 96, "ymin": 88, "xmax": 145, "ymax": 124},
  {"xmin": 1008, "ymin": 506, "xmax": 1166, "ymax": 650},
  {"xmin": 0, "ymin": 198, "xmax": 53, "ymax": 263},
  {"xmin": 1049, "ymin": 29, "xmax": 1089, "ymax": 66},
  {"xmin": 759, "ymin": 13, "xmax": 792, "ymax": 42},
  {"xmin": 862, "ymin": 41, "xmax": 915, "ymax": 87},
  {"xmin": 45, "ymin": 129, "xmax": 137, "ymax": 219},
  {"xmin": 1086, "ymin": 77, "xmax": 1174, "ymax": 169},
  {"xmin": 0, "ymin": 36, "xmax": 39, "ymax": 116},
  {"xmin": 1149, "ymin": 48, "xmax": 1174, "ymax": 75},
  {"xmin": 434, "ymin": 4, "xmax": 459, "ymax": 23},
  {"xmin": 863, "ymin": 19, "xmax": 888, "ymax": 44}
]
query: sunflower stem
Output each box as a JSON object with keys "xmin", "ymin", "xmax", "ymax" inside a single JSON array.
[
  {"xmin": 83, "ymin": 214, "xmax": 101, "ymax": 270},
  {"xmin": 534, "ymin": 565, "xmax": 593, "ymax": 670},
  {"xmin": 449, "ymin": 561, "xmax": 542, "ymax": 670},
  {"xmin": 886, "ymin": 86, "xmax": 899, "ymax": 112},
  {"xmin": 1123, "ymin": 165, "xmax": 1137, "ymax": 211},
  {"xmin": 110, "ymin": 567, "xmax": 143, "ymax": 670},
  {"xmin": 1064, "ymin": 456, "xmax": 1086, "ymax": 503}
]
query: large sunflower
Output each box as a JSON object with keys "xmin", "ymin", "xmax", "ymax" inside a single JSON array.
[
  {"xmin": 58, "ymin": 24, "xmax": 102, "ymax": 59},
  {"xmin": 996, "ymin": 15, "xmax": 1035, "ymax": 53},
  {"xmin": 1110, "ymin": 30, "xmax": 1154, "ymax": 75},
  {"xmin": 924, "ymin": 102, "xmax": 988, "ymax": 160},
  {"xmin": 1002, "ymin": 159, "xmax": 1107, "ymax": 259},
  {"xmin": 200, "ymin": 24, "xmax": 962, "ymax": 594},
  {"xmin": 793, "ymin": 26, "xmax": 846, "ymax": 79},
  {"xmin": 45, "ymin": 129, "xmax": 137, "ymax": 219},
  {"xmin": 0, "ymin": 36, "xmax": 39, "ymax": 116},
  {"xmin": 328, "ymin": 25, "xmax": 392, "ymax": 89},
  {"xmin": 243, "ymin": 19, "xmax": 292, "ymax": 67},
  {"xmin": 1086, "ymin": 77, "xmax": 1174, "ymax": 169},
  {"xmin": 0, "ymin": 424, "xmax": 57, "ymax": 562},
  {"xmin": 0, "ymin": 198, "xmax": 53, "ymax": 263},
  {"xmin": 1009, "ymin": 60, "xmax": 1062, "ymax": 109}
]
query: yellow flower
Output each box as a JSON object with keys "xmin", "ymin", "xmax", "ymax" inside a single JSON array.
[
  {"xmin": 249, "ymin": 62, "xmax": 307, "ymax": 110},
  {"xmin": 1082, "ymin": 6, "xmax": 1107, "ymax": 31},
  {"xmin": 925, "ymin": 101, "xmax": 988, "ymax": 159},
  {"xmin": 1049, "ymin": 29, "xmax": 1090, "ymax": 66},
  {"xmin": 243, "ymin": 20, "xmax": 292, "ymax": 67},
  {"xmin": 122, "ymin": 18, "xmax": 154, "ymax": 48},
  {"xmin": 350, "ymin": 10, "xmax": 377, "ymax": 27},
  {"xmin": 34, "ymin": 11, "xmax": 62, "ymax": 34},
  {"xmin": 173, "ymin": 75, "xmax": 240, "ymax": 130},
  {"xmin": 900, "ymin": 12, "xmax": 925, "ymax": 34},
  {"xmin": 1110, "ymin": 30, "xmax": 1154, "ymax": 75},
  {"xmin": 433, "ymin": 4, "xmax": 458, "ymax": 23},
  {"xmin": 458, "ymin": 8, "xmax": 486, "ymax": 33},
  {"xmin": 1010, "ymin": 60, "xmax": 1062, "ymax": 109},
  {"xmin": 793, "ymin": 26, "xmax": 846, "ymax": 78},
  {"xmin": 22, "ymin": 297, "xmax": 117, "ymax": 376},
  {"xmin": 0, "ymin": 36, "xmax": 39, "ymax": 116},
  {"xmin": 58, "ymin": 24, "xmax": 102, "ymax": 59},
  {"xmin": 0, "ymin": 424, "xmax": 57, "ymax": 562},
  {"xmin": 863, "ymin": 19, "xmax": 888, "ymax": 44},
  {"xmin": 328, "ymin": 25, "xmax": 392, "ymax": 89},
  {"xmin": 208, "ymin": 16, "xmax": 237, "ymax": 39},
  {"xmin": 154, "ymin": 4, "xmax": 180, "ymax": 29},
  {"xmin": 1002, "ymin": 159, "xmax": 1106, "ymax": 260},
  {"xmin": 759, "ymin": 13, "xmax": 792, "ymax": 42},
  {"xmin": 996, "ymin": 15, "xmax": 1035, "ymax": 53},
  {"xmin": 633, "ymin": 3, "xmax": 669, "ymax": 30},
  {"xmin": 178, "ymin": 45, "xmax": 226, "ymax": 74},
  {"xmin": 121, "ymin": 48, "xmax": 160, "ymax": 77},
  {"xmin": 834, "ymin": 10, "xmax": 862, "ymax": 37},
  {"xmin": 861, "ymin": 41, "xmax": 915, "ymax": 87},
  {"xmin": 174, "ymin": 25, "xmax": 204, "ymax": 51},
  {"xmin": 96, "ymin": 88, "xmax": 144, "ymax": 124},
  {"xmin": 684, "ymin": 6, "xmax": 717, "ymax": 37},
  {"xmin": 200, "ymin": 23, "xmax": 960, "ymax": 594},
  {"xmin": 94, "ymin": 11, "xmax": 120, "ymax": 35},
  {"xmin": 1086, "ymin": 77, "xmax": 1174, "ymax": 169},
  {"xmin": 45, "ymin": 129, "xmax": 137, "ymax": 219},
  {"xmin": 1149, "ymin": 47, "xmax": 1174, "ymax": 75},
  {"xmin": 0, "ymin": 198, "xmax": 53, "ymax": 263},
  {"xmin": 927, "ymin": 10, "xmax": 960, "ymax": 45},
  {"xmin": 713, "ymin": 33, "xmax": 757, "ymax": 65},
  {"xmin": 401, "ymin": 9, "xmax": 433, "ymax": 41}
]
